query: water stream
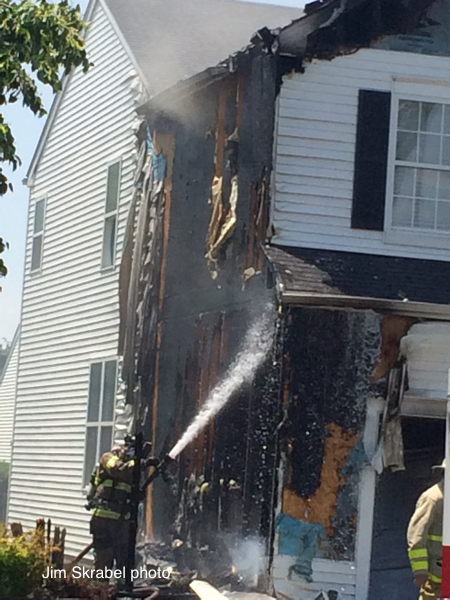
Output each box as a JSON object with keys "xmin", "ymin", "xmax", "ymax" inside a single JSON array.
[{"xmin": 168, "ymin": 305, "xmax": 275, "ymax": 460}]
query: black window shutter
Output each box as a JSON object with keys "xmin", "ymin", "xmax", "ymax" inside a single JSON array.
[{"xmin": 351, "ymin": 89, "xmax": 391, "ymax": 231}]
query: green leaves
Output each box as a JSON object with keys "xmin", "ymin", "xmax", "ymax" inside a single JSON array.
[
  {"xmin": 0, "ymin": 238, "xmax": 8, "ymax": 277},
  {"xmin": 0, "ymin": 0, "xmax": 89, "ymax": 275},
  {"xmin": 0, "ymin": 529, "xmax": 50, "ymax": 597},
  {"xmin": 0, "ymin": 0, "xmax": 90, "ymax": 125}
]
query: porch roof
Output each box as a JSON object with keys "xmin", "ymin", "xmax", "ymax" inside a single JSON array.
[{"xmin": 264, "ymin": 245, "xmax": 450, "ymax": 319}]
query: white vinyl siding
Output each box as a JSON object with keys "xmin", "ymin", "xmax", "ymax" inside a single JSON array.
[
  {"xmin": 273, "ymin": 48, "xmax": 450, "ymax": 261},
  {"xmin": 7, "ymin": 1, "xmax": 139, "ymax": 556},
  {"xmin": 273, "ymin": 556, "xmax": 356, "ymax": 600},
  {"xmin": 0, "ymin": 331, "xmax": 19, "ymax": 462},
  {"xmin": 401, "ymin": 322, "xmax": 450, "ymax": 401}
]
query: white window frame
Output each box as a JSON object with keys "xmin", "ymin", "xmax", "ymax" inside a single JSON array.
[
  {"xmin": 101, "ymin": 159, "xmax": 121, "ymax": 272},
  {"xmin": 385, "ymin": 77, "xmax": 450, "ymax": 250},
  {"xmin": 30, "ymin": 197, "xmax": 46, "ymax": 274},
  {"xmin": 83, "ymin": 358, "xmax": 117, "ymax": 487}
]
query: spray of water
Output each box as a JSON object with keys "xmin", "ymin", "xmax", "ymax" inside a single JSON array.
[{"xmin": 168, "ymin": 305, "xmax": 275, "ymax": 460}]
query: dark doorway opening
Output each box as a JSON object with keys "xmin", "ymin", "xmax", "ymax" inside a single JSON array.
[{"xmin": 368, "ymin": 416, "xmax": 445, "ymax": 600}]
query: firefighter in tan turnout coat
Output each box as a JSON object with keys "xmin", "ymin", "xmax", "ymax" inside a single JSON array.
[
  {"xmin": 407, "ymin": 460, "xmax": 444, "ymax": 600},
  {"xmin": 86, "ymin": 443, "xmax": 158, "ymax": 574}
]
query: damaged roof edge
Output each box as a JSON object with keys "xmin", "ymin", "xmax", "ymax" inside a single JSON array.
[
  {"xmin": 137, "ymin": 66, "xmax": 229, "ymax": 116},
  {"xmin": 278, "ymin": 0, "xmax": 438, "ymax": 59},
  {"xmin": 138, "ymin": 0, "xmax": 375, "ymax": 117},
  {"xmin": 137, "ymin": 3, "xmax": 325, "ymax": 115},
  {"xmin": 281, "ymin": 291, "xmax": 450, "ymax": 321},
  {"xmin": 278, "ymin": 0, "xmax": 340, "ymax": 55},
  {"xmin": 138, "ymin": 0, "xmax": 423, "ymax": 118}
]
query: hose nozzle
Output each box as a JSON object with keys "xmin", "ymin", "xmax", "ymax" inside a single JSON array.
[{"xmin": 141, "ymin": 454, "xmax": 175, "ymax": 492}]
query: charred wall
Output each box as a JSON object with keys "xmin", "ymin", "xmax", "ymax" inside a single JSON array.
[
  {"xmin": 279, "ymin": 307, "xmax": 381, "ymax": 561},
  {"xmin": 138, "ymin": 50, "xmax": 282, "ymax": 560}
]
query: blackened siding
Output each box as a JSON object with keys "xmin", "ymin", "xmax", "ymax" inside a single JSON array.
[
  {"xmin": 281, "ymin": 307, "xmax": 380, "ymax": 559},
  {"xmin": 145, "ymin": 52, "xmax": 281, "ymax": 556}
]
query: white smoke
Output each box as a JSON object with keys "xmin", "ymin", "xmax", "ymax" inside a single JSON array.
[
  {"xmin": 168, "ymin": 305, "xmax": 275, "ymax": 460},
  {"xmin": 229, "ymin": 536, "xmax": 266, "ymax": 587}
]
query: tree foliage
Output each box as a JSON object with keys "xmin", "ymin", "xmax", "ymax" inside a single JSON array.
[
  {"xmin": 0, "ymin": 0, "xmax": 90, "ymax": 276},
  {"xmin": 0, "ymin": 527, "xmax": 50, "ymax": 596}
]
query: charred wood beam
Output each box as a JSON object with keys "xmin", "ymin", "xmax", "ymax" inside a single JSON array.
[{"xmin": 281, "ymin": 291, "xmax": 450, "ymax": 321}]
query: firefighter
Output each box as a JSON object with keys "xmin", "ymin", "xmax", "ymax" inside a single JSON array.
[
  {"xmin": 86, "ymin": 442, "xmax": 159, "ymax": 575},
  {"xmin": 407, "ymin": 459, "xmax": 444, "ymax": 600}
]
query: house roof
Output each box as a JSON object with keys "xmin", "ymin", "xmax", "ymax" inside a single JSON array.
[
  {"xmin": 265, "ymin": 245, "xmax": 450, "ymax": 310},
  {"xmin": 27, "ymin": 0, "xmax": 301, "ymax": 184},
  {"xmin": 103, "ymin": 0, "xmax": 302, "ymax": 97}
]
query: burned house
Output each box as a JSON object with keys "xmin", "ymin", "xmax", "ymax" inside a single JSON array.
[
  {"xmin": 6, "ymin": 0, "xmax": 301, "ymax": 558},
  {"xmin": 119, "ymin": 0, "xmax": 450, "ymax": 599}
]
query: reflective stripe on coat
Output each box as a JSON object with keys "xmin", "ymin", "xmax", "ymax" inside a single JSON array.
[{"xmin": 407, "ymin": 482, "xmax": 443, "ymax": 584}]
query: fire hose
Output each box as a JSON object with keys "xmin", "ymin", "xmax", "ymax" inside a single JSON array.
[
  {"xmin": 118, "ymin": 433, "xmax": 174, "ymax": 597},
  {"xmin": 80, "ymin": 433, "xmax": 173, "ymax": 598}
]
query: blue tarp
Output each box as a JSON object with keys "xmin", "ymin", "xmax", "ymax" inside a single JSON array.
[
  {"xmin": 147, "ymin": 127, "xmax": 167, "ymax": 184},
  {"xmin": 276, "ymin": 513, "xmax": 325, "ymax": 581}
]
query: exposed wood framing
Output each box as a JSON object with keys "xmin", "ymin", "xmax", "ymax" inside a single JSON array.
[
  {"xmin": 206, "ymin": 77, "xmax": 243, "ymax": 279},
  {"xmin": 372, "ymin": 315, "xmax": 417, "ymax": 380},
  {"xmin": 244, "ymin": 174, "xmax": 268, "ymax": 281},
  {"xmin": 147, "ymin": 131, "xmax": 175, "ymax": 537},
  {"xmin": 182, "ymin": 313, "xmax": 229, "ymax": 478},
  {"xmin": 119, "ymin": 141, "xmax": 147, "ymax": 356}
]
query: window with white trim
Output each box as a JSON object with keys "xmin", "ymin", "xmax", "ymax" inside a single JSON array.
[
  {"xmin": 31, "ymin": 198, "xmax": 45, "ymax": 272},
  {"xmin": 392, "ymin": 99, "xmax": 450, "ymax": 232},
  {"xmin": 101, "ymin": 162, "xmax": 121, "ymax": 269},
  {"xmin": 83, "ymin": 360, "xmax": 117, "ymax": 486}
]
